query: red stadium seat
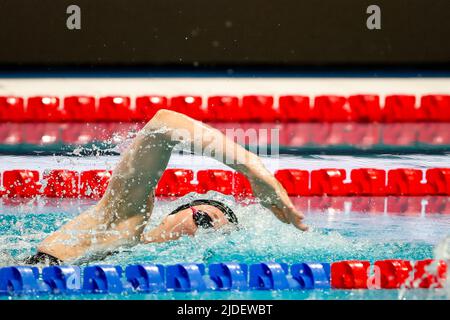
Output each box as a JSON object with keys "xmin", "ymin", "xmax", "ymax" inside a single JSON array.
[
  {"xmin": 207, "ymin": 96, "xmax": 239, "ymax": 121},
  {"xmin": 27, "ymin": 96, "xmax": 61, "ymax": 122},
  {"xmin": 310, "ymin": 169, "xmax": 348, "ymax": 196},
  {"xmin": 387, "ymin": 168, "xmax": 427, "ymax": 195},
  {"xmin": 383, "ymin": 95, "xmax": 417, "ymax": 122},
  {"xmin": 197, "ymin": 170, "xmax": 234, "ymax": 195},
  {"xmin": 170, "ymin": 96, "xmax": 203, "ymax": 120},
  {"xmin": 331, "ymin": 260, "xmax": 370, "ymax": 289},
  {"xmin": 241, "ymin": 95, "xmax": 276, "ymax": 122},
  {"xmin": 374, "ymin": 260, "xmax": 413, "ymax": 289},
  {"xmin": 3, "ymin": 170, "xmax": 41, "ymax": 197},
  {"xmin": 348, "ymin": 94, "xmax": 381, "ymax": 122},
  {"xmin": 349, "ymin": 168, "xmax": 386, "ymax": 196},
  {"xmin": 0, "ymin": 96, "xmax": 26, "ymax": 122},
  {"xmin": 418, "ymin": 95, "xmax": 450, "ymax": 122},
  {"xmin": 43, "ymin": 170, "xmax": 79, "ymax": 198},
  {"xmin": 313, "ymin": 95, "xmax": 350, "ymax": 122},
  {"xmin": 274, "ymin": 169, "xmax": 309, "ymax": 196},
  {"xmin": 135, "ymin": 96, "xmax": 168, "ymax": 121},
  {"xmin": 155, "ymin": 169, "xmax": 195, "ymax": 196},
  {"xmin": 412, "ymin": 259, "xmax": 447, "ymax": 288},
  {"xmin": 98, "ymin": 96, "xmax": 132, "ymax": 121},
  {"xmin": 426, "ymin": 168, "xmax": 450, "ymax": 195},
  {"xmin": 278, "ymin": 95, "xmax": 311, "ymax": 122},
  {"xmin": 63, "ymin": 96, "xmax": 96, "ymax": 122},
  {"xmin": 80, "ymin": 170, "xmax": 112, "ymax": 199}
]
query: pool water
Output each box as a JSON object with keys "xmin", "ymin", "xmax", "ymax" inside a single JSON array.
[{"xmin": 0, "ymin": 155, "xmax": 449, "ymax": 300}]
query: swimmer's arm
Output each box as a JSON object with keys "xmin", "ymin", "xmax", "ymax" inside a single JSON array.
[{"xmin": 143, "ymin": 109, "xmax": 307, "ymax": 231}]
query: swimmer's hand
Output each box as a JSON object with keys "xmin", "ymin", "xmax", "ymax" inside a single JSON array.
[{"xmin": 248, "ymin": 173, "xmax": 308, "ymax": 231}]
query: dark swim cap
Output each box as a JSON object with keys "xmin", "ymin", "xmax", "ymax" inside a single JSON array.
[{"xmin": 168, "ymin": 199, "xmax": 238, "ymax": 225}]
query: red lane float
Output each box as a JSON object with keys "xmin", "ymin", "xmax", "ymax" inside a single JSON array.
[
  {"xmin": 374, "ymin": 260, "xmax": 413, "ymax": 289},
  {"xmin": 135, "ymin": 96, "xmax": 168, "ymax": 121},
  {"xmin": 155, "ymin": 169, "xmax": 195, "ymax": 197},
  {"xmin": 331, "ymin": 259, "xmax": 447, "ymax": 289},
  {"xmin": 348, "ymin": 94, "xmax": 381, "ymax": 122},
  {"xmin": 170, "ymin": 96, "xmax": 203, "ymax": 120},
  {"xmin": 197, "ymin": 170, "xmax": 234, "ymax": 195},
  {"xmin": 383, "ymin": 95, "xmax": 417, "ymax": 122},
  {"xmin": 310, "ymin": 169, "xmax": 348, "ymax": 196},
  {"xmin": 387, "ymin": 168, "xmax": 426, "ymax": 196},
  {"xmin": 278, "ymin": 95, "xmax": 310, "ymax": 122},
  {"xmin": 241, "ymin": 95, "xmax": 276, "ymax": 122},
  {"xmin": 80, "ymin": 170, "xmax": 113, "ymax": 199},
  {"xmin": 27, "ymin": 96, "xmax": 61, "ymax": 122},
  {"xmin": 426, "ymin": 168, "xmax": 450, "ymax": 195},
  {"xmin": 331, "ymin": 260, "xmax": 370, "ymax": 289},
  {"xmin": 419, "ymin": 95, "xmax": 450, "ymax": 122},
  {"xmin": 98, "ymin": 96, "xmax": 132, "ymax": 122},
  {"xmin": 233, "ymin": 172, "xmax": 253, "ymax": 197},
  {"xmin": 196, "ymin": 170, "xmax": 253, "ymax": 196},
  {"xmin": 412, "ymin": 259, "xmax": 447, "ymax": 288},
  {"xmin": 0, "ymin": 94, "xmax": 449, "ymax": 123},
  {"xmin": 1, "ymin": 167, "xmax": 450, "ymax": 198},
  {"xmin": 0, "ymin": 97, "xmax": 26, "ymax": 122},
  {"xmin": 275, "ymin": 169, "xmax": 309, "ymax": 196},
  {"xmin": 207, "ymin": 96, "xmax": 239, "ymax": 122},
  {"xmin": 314, "ymin": 95, "xmax": 350, "ymax": 122},
  {"xmin": 349, "ymin": 168, "xmax": 386, "ymax": 196},
  {"xmin": 43, "ymin": 170, "xmax": 79, "ymax": 198},
  {"xmin": 2, "ymin": 170, "xmax": 41, "ymax": 197},
  {"xmin": 63, "ymin": 96, "xmax": 96, "ymax": 122}
]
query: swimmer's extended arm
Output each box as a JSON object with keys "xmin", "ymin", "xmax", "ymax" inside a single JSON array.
[
  {"xmin": 140, "ymin": 109, "xmax": 307, "ymax": 231},
  {"xmin": 37, "ymin": 109, "xmax": 306, "ymax": 262}
]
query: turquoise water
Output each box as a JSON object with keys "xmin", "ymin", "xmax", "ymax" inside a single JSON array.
[{"xmin": 0, "ymin": 192, "xmax": 448, "ymax": 300}]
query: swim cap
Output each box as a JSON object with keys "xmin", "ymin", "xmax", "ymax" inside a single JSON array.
[{"xmin": 168, "ymin": 199, "xmax": 238, "ymax": 225}]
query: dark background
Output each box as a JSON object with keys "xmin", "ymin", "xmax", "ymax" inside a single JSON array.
[{"xmin": 0, "ymin": 0, "xmax": 449, "ymax": 71}]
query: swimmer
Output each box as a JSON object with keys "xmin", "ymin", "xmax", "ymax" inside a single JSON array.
[{"xmin": 24, "ymin": 109, "xmax": 308, "ymax": 265}]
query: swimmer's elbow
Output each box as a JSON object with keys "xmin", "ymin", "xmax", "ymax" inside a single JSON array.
[{"xmin": 151, "ymin": 109, "xmax": 184, "ymax": 124}]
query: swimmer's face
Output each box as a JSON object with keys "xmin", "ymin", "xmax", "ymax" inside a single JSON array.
[
  {"xmin": 144, "ymin": 205, "xmax": 231, "ymax": 243},
  {"xmin": 170, "ymin": 204, "xmax": 230, "ymax": 232}
]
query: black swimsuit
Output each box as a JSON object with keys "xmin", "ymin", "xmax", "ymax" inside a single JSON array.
[{"xmin": 23, "ymin": 252, "xmax": 62, "ymax": 266}]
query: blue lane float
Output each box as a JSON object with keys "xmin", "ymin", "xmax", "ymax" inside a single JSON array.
[
  {"xmin": 0, "ymin": 266, "xmax": 49, "ymax": 295},
  {"xmin": 125, "ymin": 264, "xmax": 165, "ymax": 292},
  {"xmin": 83, "ymin": 265, "xmax": 130, "ymax": 294},
  {"xmin": 42, "ymin": 266, "xmax": 82, "ymax": 294},
  {"xmin": 209, "ymin": 263, "xmax": 248, "ymax": 291},
  {"xmin": 291, "ymin": 263, "xmax": 330, "ymax": 289},
  {"xmin": 0, "ymin": 261, "xmax": 331, "ymax": 296}
]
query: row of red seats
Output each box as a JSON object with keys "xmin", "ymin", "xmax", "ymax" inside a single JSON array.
[
  {"xmin": 1, "ymin": 122, "xmax": 449, "ymax": 147},
  {"xmin": 1, "ymin": 94, "xmax": 449, "ymax": 123},
  {"xmin": 0, "ymin": 168, "xmax": 449, "ymax": 198},
  {"xmin": 331, "ymin": 259, "xmax": 447, "ymax": 289}
]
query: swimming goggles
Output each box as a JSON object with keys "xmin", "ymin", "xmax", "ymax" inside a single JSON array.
[{"xmin": 190, "ymin": 207, "xmax": 214, "ymax": 229}]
